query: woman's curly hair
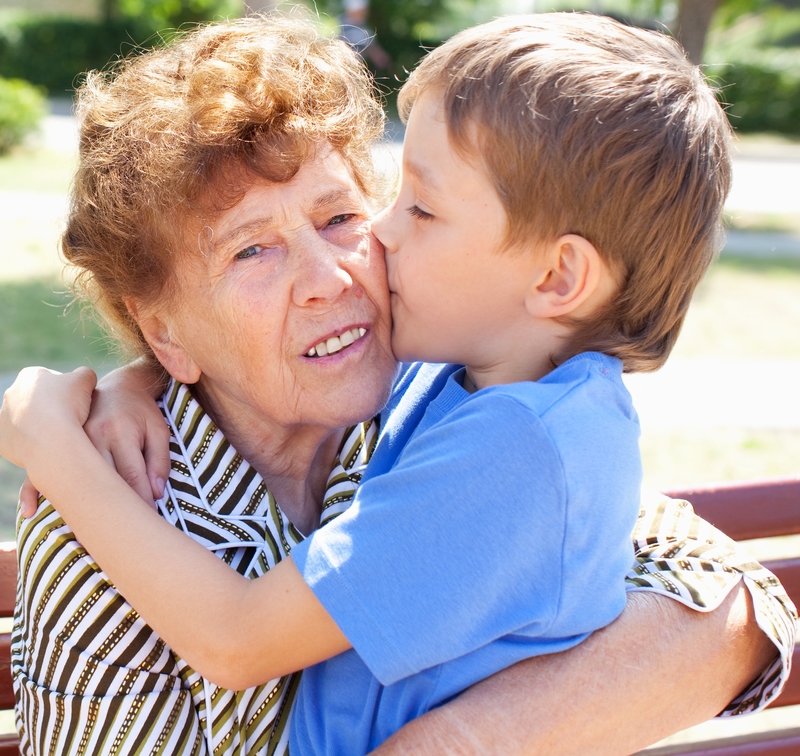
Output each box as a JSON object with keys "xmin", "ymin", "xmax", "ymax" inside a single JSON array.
[{"xmin": 64, "ymin": 14, "xmax": 385, "ymax": 357}]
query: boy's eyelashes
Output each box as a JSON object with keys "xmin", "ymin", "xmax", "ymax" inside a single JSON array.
[{"xmin": 406, "ymin": 205, "xmax": 433, "ymax": 221}]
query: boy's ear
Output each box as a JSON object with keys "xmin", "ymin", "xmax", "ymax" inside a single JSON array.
[
  {"xmin": 524, "ymin": 234, "xmax": 606, "ymax": 319},
  {"xmin": 125, "ymin": 299, "xmax": 202, "ymax": 385}
]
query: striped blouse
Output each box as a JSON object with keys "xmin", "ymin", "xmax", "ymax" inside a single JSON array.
[{"xmin": 13, "ymin": 380, "xmax": 376, "ymax": 755}]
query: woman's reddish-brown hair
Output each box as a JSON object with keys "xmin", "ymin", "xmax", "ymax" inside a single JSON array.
[{"xmin": 64, "ymin": 14, "xmax": 385, "ymax": 357}]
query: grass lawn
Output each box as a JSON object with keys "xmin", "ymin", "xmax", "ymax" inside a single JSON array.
[
  {"xmin": 0, "ymin": 146, "xmax": 75, "ymax": 194},
  {"xmin": 672, "ymin": 255, "xmax": 800, "ymax": 360},
  {"xmin": 0, "ymin": 278, "xmax": 120, "ymax": 540},
  {"xmin": 0, "ymin": 145, "xmax": 120, "ymax": 537},
  {"xmin": 0, "ymin": 146, "xmax": 799, "ymax": 539},
  {"xmin": 0, "ymin": 278, "xmax": 118, "ymax": 372}
]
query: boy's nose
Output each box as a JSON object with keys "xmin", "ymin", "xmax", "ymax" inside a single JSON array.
[{"xmin": 370, "ymin": 205, "xmax": 396, "ymax": 253}]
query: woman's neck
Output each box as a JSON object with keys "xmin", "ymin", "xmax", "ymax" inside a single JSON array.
[{"xmin": 191, "ymin": 383, "xmax": 346, "ymax": 536}]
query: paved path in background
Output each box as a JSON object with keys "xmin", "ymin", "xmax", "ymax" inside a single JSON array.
[
  {"xmin": 3, "ymin": 109, "xmax": 797, "ymax": 431},
  {"xmin": 623, "ymin": 359, "xmax": 800, "ymax": 430},
  {"xmin": 727, "ymin": 155, "xmax": 800, "ymax": 216}
]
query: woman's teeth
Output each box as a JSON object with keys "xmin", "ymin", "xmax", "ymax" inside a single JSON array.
[{"xmin": 307, "ymin": 327, "xmax": 366, "ymax": 357}]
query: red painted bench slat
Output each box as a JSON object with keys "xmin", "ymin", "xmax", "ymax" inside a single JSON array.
[
  {"xmin": 643, "ymin": 728, "xmax": 800, "ymax": 756},
  {"xmin": 0, "ymin": 635, "xmax": 12, "ymax": 712},
  {"xmin": 0, "ymin": 735, "xmax": 17, "ymax": 756},
  {"xmin": 665, "ymin": 477, "xmax": 800, "ymax": 541}
]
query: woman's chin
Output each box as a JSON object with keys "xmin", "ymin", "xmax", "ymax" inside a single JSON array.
[{"xmin": 297, "ymin": 328, "xmax": 397, "ymax": 427}]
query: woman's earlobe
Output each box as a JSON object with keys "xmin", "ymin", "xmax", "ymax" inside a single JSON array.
[{"xmin": 124, "ymin": 299, "xmax": 202, "ymax": 385}]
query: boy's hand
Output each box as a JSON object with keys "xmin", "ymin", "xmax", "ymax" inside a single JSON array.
[
  {"xmin": 19, "ymin": 477, "xmax": 41, "ymax": 519},
  {"xmin": 0, "ymin": 366, "xmax": 96, "ymax": 472},
  {"xmin": 83, "ymin": 364, "xmax": 170, "ymax": 508},
  {"xmin": 17, "ymin": 361, "xmax": 171, "ymax": 517}
]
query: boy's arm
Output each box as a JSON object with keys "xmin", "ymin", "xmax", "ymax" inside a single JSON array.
[
  {"xmin": 84, "ymin": 357, "xmax": 171, "ymax": 502},
  {"xmin": 2, "ymin": 367, "xmax": 351, "ymax": 690},
  {"xmin": 373, "ymin": 585, "xmax": 776, "ymax": 755}
]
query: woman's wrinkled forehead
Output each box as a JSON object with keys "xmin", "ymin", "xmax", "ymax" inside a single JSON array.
[
  {"xmin": 187, "ymin": 142, "xmax": 366, "ymax": 220},
  {"xmin": 179, "ymin": 145, "xmax": 372, "ymax": 259}
]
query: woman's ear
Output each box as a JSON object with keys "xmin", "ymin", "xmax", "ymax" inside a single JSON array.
[
  {"xmin": 524, "ymin": 234, "xmax": 607, "ymax": 320},
  {"xmin": 125, "ymin": 299, "xmax": 202, "ymax": 385}
]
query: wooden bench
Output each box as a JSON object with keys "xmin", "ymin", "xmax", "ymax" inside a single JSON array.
[
  {"xmin": 643, "ymin": 476, "xmax": 800, "ymax": 756},
  {"xmin": 0, "ymin": 477, "xmax": 796, "ymax": 756},
  {"xmin": 0, "ymin": 541, "xmax": 17, "ymax": 756}
]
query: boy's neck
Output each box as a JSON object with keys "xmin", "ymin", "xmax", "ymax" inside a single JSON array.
[{"xmin": 463, "ymin": 327, "xmax": 572, "ymax": 392}]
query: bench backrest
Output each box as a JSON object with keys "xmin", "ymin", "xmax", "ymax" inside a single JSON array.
[
  {"xmin": 0, "ymin": 478, "xmax": 797, "ymax": 755},
  {"xmin": 646, "ymin": 477, "xmax": 800, "ymax": 756},
  {"xmin": 0, "ymin": 542, "xmax": 17, "ymax": 755}
]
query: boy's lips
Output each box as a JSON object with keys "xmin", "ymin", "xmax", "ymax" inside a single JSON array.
[{"xmin": 305, "ymin": 326, "xmax": 367, "ymax": 357}]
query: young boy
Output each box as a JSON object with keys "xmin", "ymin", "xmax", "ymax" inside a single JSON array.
[
  {"xmin": 1, "ymin": 12, "xmax": 734, "ymax": 756},
  {"xmin": 288, "ymin": 13, "xmax": 732, "ymax": 752}
]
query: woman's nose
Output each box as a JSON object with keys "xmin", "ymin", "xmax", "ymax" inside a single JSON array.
[{"xmin": 292, "ymin": 239, "xmax": 354, "ymax": 306}]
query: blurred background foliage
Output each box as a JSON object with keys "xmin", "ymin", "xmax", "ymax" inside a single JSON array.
[
  {"xmin": 0, "ymin": 0, "xmax": 799, "ymax": 133},
  {"xmin": 0, "ymin": 1, "xmax": 238, "ymax": 96},
  {"xmin": 706, "ymin": 2, "xmax": 800, "ymax": 134},
  {"xmin": 0, "ymin": 0, "xmax": 798, "ymax": 133},
  {"xmin": 0, "ymin": 76, "xmax": 45, "ymax": 153}
]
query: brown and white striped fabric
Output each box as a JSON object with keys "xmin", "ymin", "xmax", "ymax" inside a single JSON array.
[
  {"xmin": 627, "ymin": 488, "xmax": 797, "ymax": 716},
  {"xmin": 11, "ymin": 383, "xmax": 796, "ymax": 755},
  {"xmin": 12, "ymin": 379, "xmax": 377, "ymax": 756}
]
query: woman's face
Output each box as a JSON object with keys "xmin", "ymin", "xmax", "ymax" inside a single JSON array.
[{"xmin": 147, "ymin": 146, "xmax": 396, "ymax": 436}]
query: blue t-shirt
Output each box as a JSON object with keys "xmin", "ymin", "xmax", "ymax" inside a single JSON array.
[{"xmin": 290, "ymin": 352, "xmax": 642, "ymax": 754}]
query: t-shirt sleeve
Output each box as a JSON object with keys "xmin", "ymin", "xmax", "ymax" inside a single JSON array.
[
  {"xmin": 626, "ymin": 489, "xmax": 798, "ymax": 715},
  {"xmin": 291, "ymin": 392, "xmax": 636, "ymax": 686}
]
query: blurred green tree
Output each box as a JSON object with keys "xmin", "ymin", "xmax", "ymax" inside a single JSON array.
[
  {"xmin": 673, "ymin": 0, "xmax": 798, "ymax": 63},
  {"xmin": 0, "ymin": 77, "xmax": 46, "ymax": 154},
  {"xmin": 102, "ymin": 0, "xmax": 238, "ymax": 27},
  {"xmin": 316, "ymin": 0, "xmax": 498, "ymax": 108},
  {"xmin": 675, "ymin": 0, "xmax": 722, "ymax": 63},
  {"xmin": 0, "ymin": 0, "xmax": 239, "ymax": 95},
  {"xmin": 116, "ymin": 0, "xmax": 239, "ymax": 27}
]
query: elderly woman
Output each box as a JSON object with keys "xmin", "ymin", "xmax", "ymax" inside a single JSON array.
[{"xmin": 2, "ymin": 14, "xmax": 794, "ymax": 756}]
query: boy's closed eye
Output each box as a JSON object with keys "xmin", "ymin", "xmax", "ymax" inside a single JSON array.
[{"xmin": 407, "ymin": 205, "xmax": 433, "ymax": 221}]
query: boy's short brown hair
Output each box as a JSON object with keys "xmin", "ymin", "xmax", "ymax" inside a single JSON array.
[{"xmin": 399, "ymin": 13, "xmax": 732, "ymax": 372}]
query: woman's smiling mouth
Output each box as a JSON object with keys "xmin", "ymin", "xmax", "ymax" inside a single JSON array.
[{"xmin": 306, "ymin": 327, "xmax": 367, "ymax": 357}]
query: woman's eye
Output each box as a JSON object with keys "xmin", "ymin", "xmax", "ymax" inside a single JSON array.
[
  {"xmin": 328, "ymin": 213, "xmax": 354, "ymax": 226},
  {"xmin": 407, "ymin": 205, "xmax": 433, "ymax": 221},
  {"xmin": 235, "ymin": 245, "xmax": 261, "ymax": 260}
]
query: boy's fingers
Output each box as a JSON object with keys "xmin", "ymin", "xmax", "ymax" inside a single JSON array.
[
  {"xmin": 112, "ymin": 448, "xmax": 157, "ymax": 509},
  {"xmin": 19, "ymin": 477, "xmax": 40, "ymax": 519},
  {"xmin": 72, "ymin": 365, "xmax": 98, "ymax": 391},
  {"xmin": 93, "ymin": 437, "xmax": 155, "ymax": 509},
  {"xmin": 144, "ymin": 419, "xmax": 171, "ymax": 502}
]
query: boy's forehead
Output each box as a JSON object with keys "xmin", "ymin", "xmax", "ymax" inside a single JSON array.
[
  {"xmin": 404, "ymin": 91, "xmax": 487, "ymax": 191},
  {"xmin": 402, "ymin": 158, "xmax": 441, "ymax": 195}
]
